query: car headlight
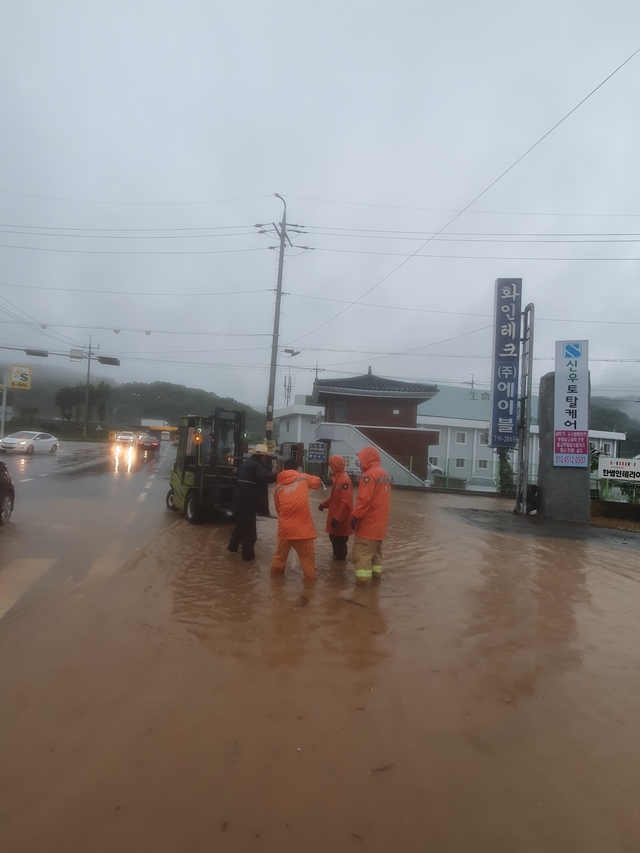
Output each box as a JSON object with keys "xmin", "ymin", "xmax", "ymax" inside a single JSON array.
[{"xmin": 18, "ymin": 441, "xmax": 27, "ymax": 445}]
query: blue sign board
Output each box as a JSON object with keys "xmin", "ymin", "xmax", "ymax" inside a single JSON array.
[{"xmin": 489, "ymin": 278, "xmax": 522, "ymax": 447}]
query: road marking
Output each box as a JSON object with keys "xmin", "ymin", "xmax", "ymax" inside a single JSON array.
[
  {"xmin": 137, "ymin": 492, "xmax": 147, "ymax": 502},
  {"xmin": 85, "ymin": 541, "xmax": 124, "ymax": 582},
  {"xmin": 124, "ymin": 510, "xmax": 138, "ymax": 525},
  {"xmin": 0, "ymin": 558, "xmax": 58, "ymax": 619},
  {"xmin": 19, "ymin": 478, "xmax": 33, "ymax": 482},
  {"xmin": 39, "ymin": 473, "xmax": 50, "ymax": 477},
  {"xmin": 145, "ymin": 481, "xmax": 153, "ymax": 489}
]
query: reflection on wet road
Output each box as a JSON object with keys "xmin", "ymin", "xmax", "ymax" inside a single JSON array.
[
  {"xmin": 2, "ymin": 488, "xmax": 640, "ymax": 851},
  {"xmin": 0, "ymin": 441, "xmax": 177, "ymax": 618}
]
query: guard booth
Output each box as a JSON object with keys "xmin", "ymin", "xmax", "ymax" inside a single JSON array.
[
  {"xmin": 280, "ymin": 442, "xmax": 304, "ymax": 466},
  {"xmin": 167, "ymin": 409, "xmax": 246, "ymax": 523}
]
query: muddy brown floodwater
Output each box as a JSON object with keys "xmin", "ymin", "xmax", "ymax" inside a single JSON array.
[{"xmin": 2, "ymin": 489, "xmax": 640, "ymax": 852}]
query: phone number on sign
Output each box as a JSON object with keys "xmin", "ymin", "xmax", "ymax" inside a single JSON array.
[{"xmin": 554, "ymin": 454, "xmax": 587, "ymax": 466}]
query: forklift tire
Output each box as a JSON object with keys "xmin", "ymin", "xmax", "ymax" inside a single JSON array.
[
  {"xmin": 184, "ymin": 491, "xmax": 202, "ymax": 524},
  {"xmin": 166, "ymin": 489, "xmax": 178, "ymax": 512}
]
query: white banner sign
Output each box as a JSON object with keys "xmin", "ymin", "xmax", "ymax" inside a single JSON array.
[
  {"xmin": 554, "ymin": 340, "xmax": 589, "ymax": 467},
  {"xmin": 598, "ymin": 458, "xmax": 640, "ymax": 481}
]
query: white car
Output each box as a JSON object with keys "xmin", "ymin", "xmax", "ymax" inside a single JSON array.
[
  {"xmin": 465, "ymin": 476, "xmax": 497, "ymax": 493},
  {"xmin": 115, "ymin": 430, "xmax": 136, "ymax": 445},
  {"xmin": 0, "ymin": 431, "xmax": 59, "ymax": 455}
]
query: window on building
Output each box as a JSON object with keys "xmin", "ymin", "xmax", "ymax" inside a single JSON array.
[
  {"xmin": 429, "ymin": 456, "xmax": 439, "ymax": 467},
  {"xmin": 455, "ymin": 432, "xmax": 466, "ymax": 445},
  {"xmin": 392, "ymin": 409, "xmax": 400, "ymax": 415},
  {"xmin": 455, "ymin": 458, "xmax": 466, "ymax": 469},
  {"xmin": 602, "ymin": 442, "xmax": 612, "ymax": 456},
  {"xmin": 333, "ymin": 401, "xmax": 349, "ymax": 423},
  {"xmin": 479, "ymin": 432, "xmax": 488, "ymax": 446},
  {"xmin": 286, "ymin": 420, "xmax": 290, "ymax": 432},
  {"xmin": 478, "ymin": 459, "xmax": 489, "ymax": 470}
]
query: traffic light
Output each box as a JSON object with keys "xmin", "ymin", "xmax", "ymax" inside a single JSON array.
[{"xmin": 97, "ymin": 356, "xmax": 120, "ymax": 366}]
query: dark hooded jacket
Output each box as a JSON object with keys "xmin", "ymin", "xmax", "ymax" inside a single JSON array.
[{"xmin": 232, "ymin": 455, "xmax": 276, "ymax": 517}]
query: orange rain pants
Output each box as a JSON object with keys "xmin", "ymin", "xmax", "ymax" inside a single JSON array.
[{"xmin": 271, "ymin": 538, "xmax": 317, "ymax": 582}]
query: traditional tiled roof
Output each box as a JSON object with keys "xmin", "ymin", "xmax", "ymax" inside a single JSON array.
[
  {"xmin": 417, "ymin": 384, "xmax": 539, "ymax": 423},
  {"xmin": 312, "ymin": 370, "xmax": 438, "ymax": 401}
]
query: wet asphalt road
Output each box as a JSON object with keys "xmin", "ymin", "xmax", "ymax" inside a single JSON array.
[{"xmin": 0, "ymin": 440, "xmax": 178, "ymax": 620}]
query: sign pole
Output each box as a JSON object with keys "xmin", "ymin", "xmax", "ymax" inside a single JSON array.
[
  {"xmin": 515, "ymin": 303, "xmax": 535, "ymax": 514},
  {"xmin": 0, "ymin": 370, "xmax": 6, "ymax": 439}
]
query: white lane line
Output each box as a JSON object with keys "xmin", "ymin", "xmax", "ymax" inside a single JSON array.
[
  {"xmin": 150, "ymin": 474, "xmax": 156, "ymax": 480},
  {"xmin": 85, "ymin": 541, "xmax": 124, "ymax": 582},
  {"xmin": 124, "ymin": 510, "xmax": 138, "ymax": 525},
  {"xmin": 0, "ymin": 558, "xmax": 58, "ymax": 619},
  {"xmin": 19, "ymin": 478, "xmax": 33, "ymax": 482},
  {"xmin": 137, "ymin": 492, "xmax": 147, "ymax": 502},
  {"xmin": 39, "ymin": 473, "xmax": 50, "ymax": 477},
  {"xmin": 145, "ymin": 481, "xmax": 153, "ymax": 489}
]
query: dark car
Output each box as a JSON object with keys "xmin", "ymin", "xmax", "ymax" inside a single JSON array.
[
  {"xmin": 0, "ymin": 460, "xmax": 15, "ymax": 525},
  {"xmin": 136, "ymin": 433, "xmax": 159, "ymax": 451}
]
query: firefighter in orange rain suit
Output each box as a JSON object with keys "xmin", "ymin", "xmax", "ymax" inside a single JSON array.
[
  {"xmin": 271, "ymin": 460, "xmax": 323, "ymax": 582},
  {"xmin": 318, "ymin": 455, "xmax": 353, "ymax": 561},
  {"xmin": 351, "ymin": 446, "xmax": 391, "ymax": 585}
]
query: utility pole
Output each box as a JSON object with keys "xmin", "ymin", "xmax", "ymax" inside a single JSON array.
[
  {"xmin": 83, "ymin": 336, "xmax": 92, "ymax": 439},
  {"xmin": 265, "ymin": 193, "xmax": 289, "ymax": 445}
]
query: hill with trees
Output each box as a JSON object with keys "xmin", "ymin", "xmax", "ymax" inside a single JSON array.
[
  {"xmin": 0, "ymin": 362, "xmax": 266, "ymax": 440},
  {"xmin": 591, "ymin": 401, "xmax": 640, "ymax": 457}
]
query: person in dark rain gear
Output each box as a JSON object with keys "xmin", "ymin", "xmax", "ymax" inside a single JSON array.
[
  {"xmin": 228, "ymin": 444, "xmax": 276, "ymax": 561},
  {"xmin": 351, "ymin": 446, "xmax": 391, "ymax": 585},
  {"xmin": 318, "ymin": 454, "xmax": 353, "ymax": 560}
]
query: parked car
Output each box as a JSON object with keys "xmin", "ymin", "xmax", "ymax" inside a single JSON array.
[
  {"xmin": 115, "ymin": 430, "xmax": 136, "ymax": 445},
  {"xmin": 0, "ymin": 431, "xmax": 59, "ymax": 455},
  {"xmin": 465, "ymin": 476, "xmax": 497, "ymax": 493},
  {"xmin": 136, "ymin": 433, "xmax": 159, "ymax": 451},
  {"xmin": 0, "ymin": 460, "xmax": 15, "ymax": 524}
]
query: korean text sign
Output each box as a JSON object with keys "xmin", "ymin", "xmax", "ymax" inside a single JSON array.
[
  {"xmin": 489, "ymin": 279, "xmax": 522, "ymax": 447},
  {"xmin": 554, "ymin": 340, "xmax": 589, "ymax": 467},
  {"xmin": 307, "ymin": 442, "xmax": 328, "ymax": 462},
  {"xmin": 598, "ymin": 458, "xmax": 640, "ymax": 480}
]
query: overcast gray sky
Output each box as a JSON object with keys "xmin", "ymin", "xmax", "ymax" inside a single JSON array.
[{"xmin": 1, "ymin": 1, "xmax": 640, "ymax": 410}]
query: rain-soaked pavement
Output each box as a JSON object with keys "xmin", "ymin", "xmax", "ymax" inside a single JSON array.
[{"xmin": 1, "ymin": 488, "xmax": 640, "ymax": 852}]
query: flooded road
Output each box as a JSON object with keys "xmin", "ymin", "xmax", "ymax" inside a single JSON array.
[{"xmin": 1, "ymin": 488, "xmax": 640, "ymax": 852}]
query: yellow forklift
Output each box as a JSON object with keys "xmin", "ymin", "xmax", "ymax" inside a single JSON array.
[{"xmin": 166, "ymin": 409, "xmax": 246, "ymax": 524}]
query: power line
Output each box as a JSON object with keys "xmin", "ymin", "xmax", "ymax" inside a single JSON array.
[
  {"xmin": 288, "ymin": 195, "xmax": 640, "ymax": 219},
  {"xmin": 0, "ymin": 189, "xmax": 271, "ymax": 206},
  {"xmin": 0, "ymin": 320, "xmax": 270, "ymax": 338},
  {"xmin": 0, "ymin": 243, "xmax": 268, "ymax": 256},
  {"xmin": 0, "ymin": 280, "xmax": 271, "ymax": 297},
  {"xmin": 286, "ymin": 45, "xmax": 640, "ymax": 345},
  {"xmin": 0, "ymin": 228, "xmax": 259, "ymax": 240},
  {"xmin": 310, "ymin": 246, "xmax": 640, "ymax": 261}
]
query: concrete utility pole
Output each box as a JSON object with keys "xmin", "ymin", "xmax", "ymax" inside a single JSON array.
[
  {"xmin": 265, "ymin": 193, "xmax": 289, "ymax": 445},
  {"xmin": 83, "ymin": 337, "xmax": 93, "ymax": 439}
]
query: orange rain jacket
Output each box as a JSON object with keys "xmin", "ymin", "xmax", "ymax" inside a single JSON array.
[
  {"xmin": 319, "ymin": 455, "xmax": 353, "ymax": 537},
  {"xmin": 352, "ymin": 446, "xmax": 391, "ymax": 540},
  {"xmin": 274, "ymin": 469, "xmax": 323, "ymax": 540}
]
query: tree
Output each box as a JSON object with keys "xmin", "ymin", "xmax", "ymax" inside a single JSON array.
[
  {"xmin": 20, "ymin": 406, "xmax": 39, "ymax": 422},
  {"xmin": 497, "ymin": 448, "xmax": 515, "ymax": 494},
  {"xmin": 54, "ymin": 386, "xmax": 81, "ymax": 421},
  {"xmin": 92, "ymin": 381, "xmax": 113, "ymax": 424}
]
